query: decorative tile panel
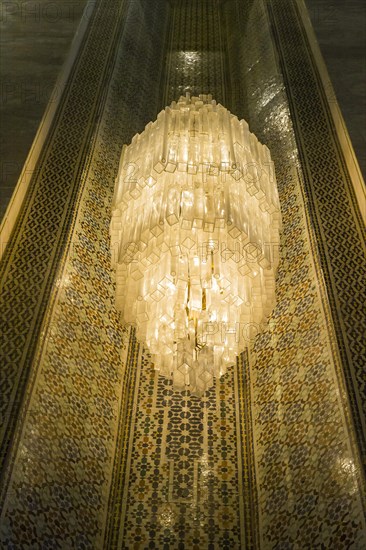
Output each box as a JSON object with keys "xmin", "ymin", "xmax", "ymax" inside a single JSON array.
[
  {"xmin": 165, "ymin": 0, "xmax": 225, "ymax": 105},
  {"xmin": 0, "ymin": 0, "xmax": 365, "ymax": 548},
  {"xmin": 0, "ymin": 105, "xmax": 128, "ymax": 548},
  {"xmin": 0, "ymin": 0, "xmax": 130, "ymax": 479},
  {"xmin": 115, "ymin": 353, "xmax": 247, "ymax": 549},
  {"xmin": 266, "ymin": 0, "xmax": 366, "ymax": 471},
  {"xmin": 233, "ymin": 0, "xmax": 366, "ymax": 545},
  {"xmin": 0, "ymin": 0, "xmax": 170, "ymax": 547}
]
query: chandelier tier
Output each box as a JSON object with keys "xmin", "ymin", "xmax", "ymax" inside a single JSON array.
[{"xmin": 110, "ymin": 94, "xmax": 281, "ymax": 394}]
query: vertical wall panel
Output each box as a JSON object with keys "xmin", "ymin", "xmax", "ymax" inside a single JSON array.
[{"xmin": 0, "ymin": 1, "xmax": 365, "ymax": 548}]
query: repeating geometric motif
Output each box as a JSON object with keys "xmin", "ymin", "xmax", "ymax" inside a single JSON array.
[
  {"xmin": 0, "ymin": 0, "xmax": 130, "ymax": 479},
  {"xmin": 0, "ymin": 0, "xmax": 173, "ymax": 547},
  {"xmin": 0, "ymin": 97, "xmax": 128, "ymax": 548},
  {"xmin": 165, "ymin": 0, "xmax": 225, "ymax": 105},
  {"xmin": 236, "ymin": 352, "xmax": 260, "ymax": 550},
  {"xmin": 252, "ymin": 166, "xmax": 365, "ymax": 548},
  {"xmin": 119, "ymin": 355, "xmax": 242, "ymax": 549},
  {"xmin": 0, "ymin": 0, "xmax": 365, "ymax": 549},
  {"xmin": 266, "ymin": 0, "xmax": 366, "ymax": 471},
  {"xmin": 238, "ymin": 0, "xmax": 366, "ymax": 545},
  {"xmin": 103, "ymin": 330, "xmax": 141, "ymax": 549}
]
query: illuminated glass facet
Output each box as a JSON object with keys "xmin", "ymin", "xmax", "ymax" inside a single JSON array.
[{"xmin": 111, "ymin": 94, "xmax": 281, "ymax": 394}]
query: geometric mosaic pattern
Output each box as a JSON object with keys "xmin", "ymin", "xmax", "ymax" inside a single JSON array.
[
  {"xmin": 106, "ymin": 344, "xmax": 258, "ymax": 549},
  {"xmin": 266, "ymin": 0, "xmax": 366, "ymax": 473},
  {"xmin": 0, "ymin": 0, "xmax": 170, "ymax": 546},
  {"xmin": 0, "ymin": 0, "xmax": 129, "ymax": 482},
  {"xmin": 0, "ymin": 0, "xmax": 365, "ymax": 548},
  {"xmin": 0, "ymin": 99, "xmax": 127, "ymax": 548},
  {"xmin": 252, "ymin": 165, "xmax": 366, "ymax": 547},
  {"xmin": 0, "ymin": 70, "xmax": 129, "ymax": 550},
  {"xmin": 233, "ymin": 1, "xmax": 366, "ymax": 544},
  {"xmin": 117, "ymin": 355, "xmax": 242, "ymax": 548},
  {"xmin": 165, "ymin": 0, "xmax": 225, "ymax": 105},
  {"xmin": 240, "ymin": 0, "xmax": 366, "ymax": 543}
]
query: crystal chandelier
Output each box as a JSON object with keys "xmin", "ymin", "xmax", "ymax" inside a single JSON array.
[{"xmin": 110, "ymin": 94, "xmax": 281, "ymax": 394}]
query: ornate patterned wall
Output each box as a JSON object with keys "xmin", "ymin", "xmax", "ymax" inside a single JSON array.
[
  {"xmin": 105, "ymin": 3, "xmax": 258, "ymax": 546},
  {"xmin": 0, "ymin": 0, "xmax": 365, "ymax": 548},
  {"xmin": 164, "ymin": 0, "xmax": 226, "ymax": 105},
  {"xmin": 109, "ymin": 353, "xmax": 254, "ymax": 548},
  {"xmin": 0, "ymin": 0, "xmax": 171, "ymax": 547},
  {"xmin": 267, "ymin": 0, "xmax": 366, "ymax": 472},
  {"xmin": 229, "ymin": 1, "xmax": 366, "ymax": 544},
  {"xmin": 0, "ymin": 0, "xmax": 129, "ymax": 479}
]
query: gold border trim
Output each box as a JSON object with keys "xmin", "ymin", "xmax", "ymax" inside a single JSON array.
[{"xmin": 296, "ymin": 0, "xmax": 366, "ymax": 225}]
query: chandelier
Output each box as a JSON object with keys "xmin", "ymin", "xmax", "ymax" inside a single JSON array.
[{"xmin": 110, "ymin": 94, "xmax": 281, "ymax": 394}]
